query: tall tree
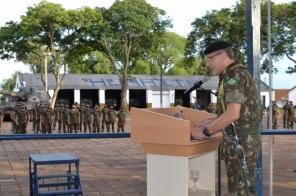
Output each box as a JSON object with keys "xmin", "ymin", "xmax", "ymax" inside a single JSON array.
[
  {"xmin": 185, "ymin": 0, "xmax": 296, "ymax": 74},
  {"xmin": 148, "ymin": 32, "xmax": 186, "ymax": 107},
  {"xmin": 70, "ymin": 0, "xmax": 171, "ymax": 110},
  {"xmin": 0, "ymin": 2, "xmax": 74, "ymax": 108}
]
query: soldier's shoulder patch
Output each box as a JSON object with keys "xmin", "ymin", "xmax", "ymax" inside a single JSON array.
[{"xmin": 225, "ymin": 76, "xmax": 241, "ymax": 86}]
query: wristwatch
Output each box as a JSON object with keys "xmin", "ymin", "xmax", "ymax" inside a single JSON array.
[{"xmin": 203, "ymin": 127, "xmax": 211, "ymax": 137}]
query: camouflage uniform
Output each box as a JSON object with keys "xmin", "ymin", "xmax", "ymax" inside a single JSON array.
[
  {"xmin": 288, "ymin": 101, "xmax": 294, "ymax": 129},
  {"xmin": 283, "ymin": 101, "xmax": 289, "ymax": 128},
  {"xmin": 83, "ymin": 105, "xmax": 94, "ymax": 133},
  {"xmin": 101, "ymin": 105, "xmax": 109, "ymax": 132},
  {"xmin": 217, "ymin": 63, "xmax": 261, "ymax": 195},
  {"xmin": 62, "ymin": 105, "xmax": 70, "ymax": 133},
  {"xmin": 44, "ymin": 106, "xmax": 54, "ymax": 133},
  {"xmin": 69, "ymin": 106, "xmax": 80, "ymax": 133},
  {"xmin": 272, "ymin": 103, "xmax": 279, "ymax": 129},
  {"xmin": 107, "ymin": 106, "xmax": 116, "ymax": 132},
  {"xmin": 93, "ymin": 105, "xmax": 102, "ymax": 133},
  {"xmin": 79, "ymin": 104, "xmax": 85, "ymax": 133},
  {"xmin": 0, "ymin": 111, "xmax": 3, "ymax": 132},
  {"xmin": 15, "ymin": 105, "xmax": 29, "ymax": 134},
  {"xmin": 117, "ymin": 110, "xmax": 126, "ymax": 132},
  {"xmin": 53, "ymin": 104, "xmax": 60, "ymax": 130},
  {"xmin": 32, "ymin": 104, "xmax": 37, "ymax": 132}
]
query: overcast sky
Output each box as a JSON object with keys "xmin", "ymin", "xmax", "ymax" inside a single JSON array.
[{"xmin": 0, "ymin": 0, "xmax": 294, "ymax": 89}]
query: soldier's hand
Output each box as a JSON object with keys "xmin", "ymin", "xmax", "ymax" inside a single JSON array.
[{"xmin": 192, "ymin": 117, "xmax": 216, "ymax": 130}]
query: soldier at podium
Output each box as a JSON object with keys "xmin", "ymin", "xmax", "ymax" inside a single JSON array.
[{"xmin": 191, "ymin": 41, "xmax": 261, "ymax": 196}]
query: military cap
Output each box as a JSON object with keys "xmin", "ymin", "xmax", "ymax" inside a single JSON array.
[{"xmin": 204, "ymin": 41, "xmax": 232, "ymax": 55}]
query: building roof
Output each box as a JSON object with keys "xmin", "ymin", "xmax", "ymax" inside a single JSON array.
[{"xmin": 17, "ymin": 73, "xmax": 270, "ymax": 92}]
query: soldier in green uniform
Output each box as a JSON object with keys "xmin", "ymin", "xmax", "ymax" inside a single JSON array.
[
  {"xmin": 191, "ymin": 41, "xmax": 261, "ymax": 195},
  {"xmin": 93, "ymin": 104, "xmax": 102, "ymax": 133},
  {"xmin": 69, "ymin": 105, "xmax": 80, "ymax": 133},
  {"xmin": 283, "ymin": 100, "xmax": 289, "ymax": 128},
  {"xmin": 288, "ymin": 101, "xmax": 294, "ymax": 129},
  {"xmin": 117, "ymin": 110, "xmax": 126, "ymax": 132},
  {"xmin": 83, "ymin": 103, "xmax": 94, "ymax": 133},
  {"xmin": 62, "ymin": 104, "xmax": 70, "ymax": 133},
  {"xmin": 0, "ymin": 111, "xmax": 3, "ymax": 132},
  {"xmin": 44, "ymin": 105, "xmax": 54, "ymax": 133},
  {"xmin": 107, "ymin": 105, "xmax": 116, "ymax": 132},
  {"xmin": 101, "ymin": 104, "xmax": 108, "ymax": 132},
  {"xmin": 272, "ymin": 101, "xmax": 279, "ymax": 129},
  {"xmin": 16, "ymin": 104, "xmax": 29, "ymax": 134}
]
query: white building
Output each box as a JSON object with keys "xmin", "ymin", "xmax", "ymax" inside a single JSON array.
[{"xmin": 15, "ymin": 73, "xmax": 271, "ymax": 109}]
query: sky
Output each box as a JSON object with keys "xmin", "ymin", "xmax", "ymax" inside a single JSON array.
[{"xmin": 0, "ymin": 0, "xmax": 295, "ymax": 89}]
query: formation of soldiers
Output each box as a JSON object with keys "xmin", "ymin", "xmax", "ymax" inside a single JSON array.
[
  {"xmin": 282, "ymin": 100, "xmax": 295, "ymax": 129},
  {"xmin": 0, "ymin": 101, "xmax": 126, "ymax": 134},
  {"xmin": 31, "ymin": 101, "xmax": 126, "ymax": 134},
  {"xmin": 268, "ymin": 100, "xmax": 295, "ymax": 129},
  {"xmin": 0, "ymin": 103, "xmax": 30, "ymax": 134}
]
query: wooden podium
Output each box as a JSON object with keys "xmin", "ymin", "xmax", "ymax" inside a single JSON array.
[{"xmin": 131, "ymin": 107, "xmax": 222, "ymax": 196}]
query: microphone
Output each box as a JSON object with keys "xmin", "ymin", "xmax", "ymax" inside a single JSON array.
[{"xmin": 184, "ymin": 77, "xmax": 207, "ymax": 96}]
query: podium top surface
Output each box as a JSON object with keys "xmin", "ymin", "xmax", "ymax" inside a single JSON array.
[
  {"xmin": 131, "ymin": 107, "xmax": 221, "ymax": 146},
  {"xmin": 29, "ymin": 152, "xmax": 79, "ymax": 164}
]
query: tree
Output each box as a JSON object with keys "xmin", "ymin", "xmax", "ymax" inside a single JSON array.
[
  {"xmin": 0, "ymin": 73, "xmax": 17, "ymax": 91},
  {"xmin": 147, "ymin": 32, "xmax": 186, "ymax": 107},
  {"xmin": 264, "ymin": 1, "xmax": 296, "ymax": 73},
  {"xmin": 70, "ymin": 0, "xmax": 171, "ymax": 110},
  {"xmin": 185, "ymin": 0, "xmax": 296, "ymax": 74},
  {"xmin": 0, "ymin": 2, "xmax": 75, "ymax": 108},
  {"xmin": 66, "ymin": 51, "xmax": 113, "ymax": 74}
]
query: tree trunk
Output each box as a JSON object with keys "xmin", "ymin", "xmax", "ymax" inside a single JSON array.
[
  {"xmin": 120, "ymin": 75, "xmax": 128, "ymax": 111},
  {"xmin": 50, "ymin": 62, "xmax": 64, "ymax": 109}
]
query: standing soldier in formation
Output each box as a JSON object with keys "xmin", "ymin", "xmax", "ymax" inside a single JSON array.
[
  {"xmin": 93, "ymin": 104, "xmax": 101, "ymax": 133},
  {"xmin": 0, "ymin": 111, "xmax": 3, "ymax": 132},
  {"xmin": 35, "ymin": 103, "xmax": 42, "ymax": 133},
  {"xmin": 43, "ymin": 105, "xmax": 54, "ymax": 133},
  {"xmin": 283, "ymin": 100, "xmax": 289, "ymax": 128},
  {"xmin": 15, "ymin": 105, "xmax": 29, "ymax": 134},
  {"xmin": 69, "ymin": 104, "xmax": 80, "ymax": 133},
  {"xmin": 101, "ymin": 104, "xmax": 108, "ymax": 132},
  {"xmin": 57, "ymin": 104, "xmax": 63, "ymax": 132},
  {"xmin": 272, "ymin": 101, "xmax": 279, "ymax": 129},
  {"xmin": 62, "ymin": 105, "xmax": 70, "ymax": 133},
  {"xmin": 83, "ymin": 104, "xmax": 94, "ymax": 133},
  {"xmin": 79, "ymin": 103, "xmax": 85, "ymax": 133},
  {"xmin": 117, "ymin": 109, "xmax": 126, "ymax": 132},
  {"xmin": 32, "ymin": 103, "xmax": 38, "ymax": 132},
  {"xmin": 53, "ymin": 103, "xmax": 60, "ymax": 131},
  {"xmin": 107, "ymin": 105, "xmax": 116, "ymax": 132},
  {"xmin": 288, "ymin": 101, "xmax": 294, "ymax": 129}
]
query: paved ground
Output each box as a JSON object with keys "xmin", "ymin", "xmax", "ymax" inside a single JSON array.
[{"xmin": 0, "ymin": 113, "xmax": 295, "ymax": 195}]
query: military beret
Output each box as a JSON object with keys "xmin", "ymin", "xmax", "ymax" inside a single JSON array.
[{"xmin": 204, "ymin": 41, "xmax": 232, "ymax": 55}]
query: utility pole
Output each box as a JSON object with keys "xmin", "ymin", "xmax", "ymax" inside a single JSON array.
[{"xmin": 246, "ymin": 0, "xmax": 263, "ymax": 195}]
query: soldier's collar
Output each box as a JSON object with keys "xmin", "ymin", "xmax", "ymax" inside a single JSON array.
[{"xmin": 221, "ymin": 61, "xmax": 245, "ymax": 76}]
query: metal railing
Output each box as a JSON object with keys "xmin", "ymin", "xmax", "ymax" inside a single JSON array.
[{"xmin": 256, "ymin": 128, "xmax": 296, "ymax": 196}]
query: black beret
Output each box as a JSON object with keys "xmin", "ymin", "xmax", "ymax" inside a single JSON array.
[{"xmin": 204, "ymin": 41, "xmax": 232, "ymax": 55}]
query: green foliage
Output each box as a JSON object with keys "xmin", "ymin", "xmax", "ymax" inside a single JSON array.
[
  {"xmin": 130, "ymin": 60, "xmax": 152, "ymax": 74},
  {"xmin": 67, "ymin": 51, "xmax": 113, "ymax": 74},
  {"xmin": 0, "ymin": 73, "xmax": 17, "ymax": 91},
  {"xmin": 185, "ymin": 0, "xmax": 296, "ymax": 74},
  {"xmin": 167, "ymin": 65, "xmax": 188, "ymax": 75},
  {"xmin": 67, "ymin": 0, "xmax": 171, "ymax": 110}
]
